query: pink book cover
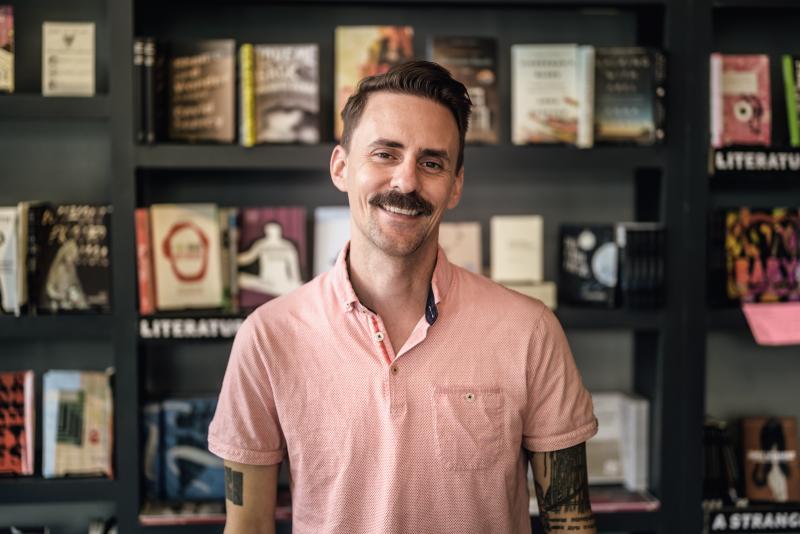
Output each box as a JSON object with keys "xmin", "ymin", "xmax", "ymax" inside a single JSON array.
[
  {"xmin": 237, "ymin": 207, "xmax": 307, "ymax": 311},
  {"xmin": 721, "ymin": 54, "xmax": 771, "ymax": 146}
]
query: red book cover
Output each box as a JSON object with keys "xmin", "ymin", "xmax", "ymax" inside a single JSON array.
[
  {"xmin": 742, "ymin": 417, "xmax": 800, "ymax": 503},
  {"xmin": 135, "ymin": 208, "xmax": 155, "ymax": 315},
  {"xmin": 718, "ymin": 54, "xmax": 771, "ymax": 146},
  {"xmin": 237, "ymin": 207, "xmax": 306, "ymax": 311},
  {"xmin": 0, "ymin": 370, "xmax": 34, "ymax": 475}
]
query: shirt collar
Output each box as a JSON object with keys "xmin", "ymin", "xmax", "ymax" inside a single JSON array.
[{"xmin": 332, "ymin": 241, "xmax": 453, "ymax": 325}]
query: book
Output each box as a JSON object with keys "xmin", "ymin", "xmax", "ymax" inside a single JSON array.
[
  {"xmin": 704, "ymin": 416, "xmax": 741, "ymax": 504},
  {"xmin": 42, "ymin": 370, "xmax": 113, "ymax": 478},
  {"xmin": 594, "ymin": 47, "xmax": 666, "ymax": 145},
  {"xmin": 710, "ymin": 54, "xmax": 771, "ymax": 147},
  {"xmin": 168, "ymin": 40, "xmax": 236, "ymax": 143},
  {"xmin": 490, "ymin": 215, "xmax": 543, "ymax": 284},
  {"xmin": 133, "ymin": 38, "xmax": 145, "ymax": 143},
  {"xmin": 724, "ymin": 208, "xmax": 800, "ymax": 303},
  {"xmin": 0, "ymin": 207, "xmax": 18, "ymax": 314},
  {"xmin": 0, "ymin": 6, "xmax": 13, "ymax": 93},
  {"xmin": 150, "ymin": 204, "xmax": 223, "ymax": 311},
  {"xmin": 438, "ymin": 221, "xmax": 482, "ymax": 274},
  {"xmin": 559, "ymin": 224, "xmax": 617, "ymax": 307},
  {"xmin": 240, "ymin": 44, "xmax": 320, "ymax": 146},
  {"xmin": 313, "ymin": 206, "xmax": 350, "ymax": 277},
  {"xmin": 142, "ymin": 403, "xmax": 162, "ymax": 501},
  {"xmin": 135, "ymin": 208, "xmax": 155, "ymax": 316},
  {"xmin": 741, "ymin": 416, "xmax": 800, "ymax": 503},
  {"xmin": 238, "ymin": 207, "xmax": 307, "ymax": 310},
  {"xmin": 782, "ymin": 55, "xmax": 800, "ymax": 147},
  {"xmin": 429, "ymin": 36, "xmax": 498, "ymax": 144},
  {"xmin": 42, "ymin": 22, "xmax": 95, "ymax": 96},
  {"xmin": 161, "ymin": 398, "xmax": 224, "ymax": 501},
  {"xmin": 0, "ymin": 370, "xmax": 34, "ymax": 475},
  {"xmin": 334, "ymin": 26, "xmax": 414, "ymax": 140},
  {"xmin": 32, "ymin": 204, "xmax": 112, "ymax": 314},
  {"xmin": 511, "ymin": 44, "xmax": 595, "ymax": 147},
  {"xmin": 615, "ymin": 222, "xmax": 665, "ymax": 309}
]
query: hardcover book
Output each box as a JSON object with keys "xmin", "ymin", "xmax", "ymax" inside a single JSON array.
[
  {"xmin": 135, "ymin": 208, "xmax": 155, "ymax": 316},
  {"xmin": 741, "ymin": 417, "xmax": 800, "ymax": 503},
  {"xmin": 0, "ymin": 370, "xmax": 34, "ymax": 475},
  {"xmin": 334, "ymin": 26, "xmax": 414, "ymax": 139},
  {"xmin": 169, "ymin": 40, "xmax": 236, "ymax": 143},
  {"xmin": 0, "ymin": 6, "xmax": 13, "ymax": 93},
  {"xmin": 782, "ymin": 55, "xmax": 800, "ymax": 147},
  {"xmin": 42, "ymin": 22, "xmax": 95, "ymax": 96},
  {"xmin": 439, "ymin": 221, "xmax": 482, "ymax": 274},
  {"xmin": 240, "ymin": 44, "xmax": 320, "ymax": 146},
  {"xmin": 615, "ymin": 222, "xmax": 665, "ymax": 309},
  {"xmin": 511, "ymin": 44, "xmax": 595, "ymax": 147},
  {"xmin": 559, "ymin": 224, "xmax": 617, "ymax": 307},
  {"xmin": 32, "ymin": 204, "xmax": 112, "ymax": 314},
  {"xmin": 429, "ymin": 36, "xmax": 498, "ymax": 144},
  {"xmin": 0, "ymin": 207, "xmax": 18, "ymax": 314},
  {"xmin": 313, "ymin": 206, "xmax": 350, "ymax": 277},
  {"xmin": 142, "ymin": 402, "xmax": 162, "ymax": 500},
  {"xmin": 594, "ymin": 47, "xmax": 666, "ymax": 145},
  {"xmin": 42, "ymin": 370, "xmax": 113, "ymax": 478},
  {"xmin": 710, "ymin": 54, "xmax": 771, "ymax": 147},
  {"xmin": 490, "ymin": 215, "xmax": 543, "ymax": 284},
  {"xmin": 238, "ymin": 207, "xmax": 306, "ymax": 310},
  {"xmin": 150, "ymin": 204, "xmax": 223, "ymax": 311}
]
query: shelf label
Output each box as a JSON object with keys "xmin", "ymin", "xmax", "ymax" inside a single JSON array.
[
  {"xmin": 708, "ymin": 509, "xmax": 800, "ymax": 532},
  {"xmin": 712, "ymin": 149, "xmax": 800, "ymax": 174},
  {"xmin": 139, "ymin": 317, "xmax": 243, "ymax": 339}
]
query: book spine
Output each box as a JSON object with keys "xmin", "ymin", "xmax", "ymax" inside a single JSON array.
[
  {"xmin": 577, "ymin": 46, "xmax": 595, "ymax": 149},
  {"xmin": 143, "ymin": 38, "xmax": 155, "ymax": 144},
  {"xmin": 239, "ymin": 43, "xmax": 255, "ymax": 147},
  {"xmin": 133, "ymin": 38, "xmax": 145, "ymax": 143},
  {"xmin": 710, "ymin": 54, "xmax": 723, "ymax": 148},
  {"xmin": 135, "ymin": 208, "xmax": 155, "ymax": 315},
  {"xmin": 652, "ymin": 49, "xmax": 667, "ymax": 143},
  {"xmin": 783, "ymin": 55, "xmax": 800, "ymax": 147},
  {"xmin": 25, "ymin": 204, "xmax": 41, "ymax": 316},
  {"xmin": 228, "ymin": 208, "xmax": 240, "ymax": 314}
]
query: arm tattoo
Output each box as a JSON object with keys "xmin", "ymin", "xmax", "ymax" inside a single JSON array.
[
  {"xmin": 224, "ymin": 466, "xmax": 244, "ymax": 506},
  {"xmin": 531, "ymin": 443, "xmax": 597, "ymax": 532}
]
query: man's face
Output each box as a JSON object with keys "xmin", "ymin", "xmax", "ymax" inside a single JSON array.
[{"xmin": 331, "ymin": 92, "xmax": 464, "ymax": 258}]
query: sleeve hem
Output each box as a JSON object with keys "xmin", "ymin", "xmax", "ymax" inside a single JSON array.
[
  {"xmin": 208, "ymin": 439, "xmax": 286, "ymax": 465},
  {"xmin": 523, "ymin": 417, "xmax": 599, "ymax": 453}
]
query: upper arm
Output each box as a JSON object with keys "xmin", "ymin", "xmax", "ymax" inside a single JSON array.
[{"xmin": 223, "ymin": 460, "xmax": 280, "ymax": 534}]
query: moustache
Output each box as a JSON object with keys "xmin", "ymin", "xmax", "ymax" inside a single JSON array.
[{"xmin": 368, "ymin": 190, "xmax": 434, "ymax": 216}]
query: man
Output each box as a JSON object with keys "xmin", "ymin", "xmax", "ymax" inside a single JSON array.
[{"xmin": 208, "ymin": 61, "xmax": 598, "ymax": 534}]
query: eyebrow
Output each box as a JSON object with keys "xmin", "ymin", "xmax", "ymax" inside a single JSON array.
[{"xmin": 368, "ymin": 138, "xmax": 451, "ymax": 163}]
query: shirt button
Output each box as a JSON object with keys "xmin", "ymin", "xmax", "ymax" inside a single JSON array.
[
  {"xmin": 391, "ymin": 366, "xmax": 399, "ymax": 375},
  {"xmin": 373, "ymin": 331, "xmax": 384, "ymax": 342}
]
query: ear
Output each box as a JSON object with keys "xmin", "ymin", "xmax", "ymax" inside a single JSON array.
[
  {"xmin": 330, "ymin": 144, "xmax": 348, "ymax": 193},
  {"xmin": 446, "ymin": 166, "xmax": 464, "ymax": 210}
]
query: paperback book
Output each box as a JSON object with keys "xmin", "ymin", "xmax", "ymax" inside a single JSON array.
[
  {"xmin": 0, "ymin": 370, "xmax": 34, "ymax": 476},
  {"xmin": 313, "ymin": 206, "xmax": 349, "ymax": 277},
  {"xmin": 0, "ymin": 6, "xmax": 13, "ymax": 93},
  {"xmin": 490, "ymin": 215, "xmax": 543, "ymax": 284},
  {"xmin": 42, "ymin": 22, "xmax": 95, "ymax": 96},
  {"xmin": 782, "ymin": 55, "xmax": 800, "ymax": 147},
  {"xmin": 0, "ymin": 207, "xmax": 18, "ymax": 314},
  {"xmin": 710, "ymin": 54, "xmax": 771, "ymax": 147},
  {"xmin": 559, "ymin": 224, "xmax": 618, "ymax": 307},
  {"xmin": 741, "ymin": 416, "xmax": 800, "ymax": 503}
]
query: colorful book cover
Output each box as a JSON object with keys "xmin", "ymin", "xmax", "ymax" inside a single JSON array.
[
  {"xmin": 0, "ymin": 207, "xmax": 18, "ymax": 314},
  {"xmin": 782, "ymin": 55, "xmax": 800, "ymax": 147},
  {"xmin": 741, "ymin": 417, "xmax": 800, "ymax": 503},
  {"xmin": 42, "ymin": 370, "xmax": 113, "ymax": 478},
  {"xmin": 725, "ymin": 208, "xmax": 800, "ymax": 303},
  {"xmin": 438, "ymin": 221, "xmax": 482, "ymax": 274},
  {"xmin": 168, "ymin": 40, "xmax": 236, "ymax": 143},
  {"xmin": 334, "ymin": 26, "xmax": 414, "ymax": 140},
  {"xmin": 0, "ymin": 370, "xmax": 34, "ymax": 475},
  {"xmin": 710, "ymin": 54, "xmax": 771, "ymax": 147},
  {"xmin": 238, "ymin": 207, "xmax": 306, "ymax": 310},
  {"xmin": 313, "ymin": 206, "xmax": 349, "ymax": 277},
  {"xmin": 559, "ymin": 224, "xmax": 617, "ymax": 307},
  {"xmin": 429, "ymin": 36, "xmax": 498, "ymax": 144},
  {"xmin": 0, "ymin": 6, "xmax": 13, "ymax": 93}
]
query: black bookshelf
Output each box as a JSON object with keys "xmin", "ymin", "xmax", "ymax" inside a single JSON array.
[
  {"xmin": 0, "ymin": 478, "xmax": 117, "ymax": 504},
  {"xmin": 0, "ymin": 315, "xmax": 113, "ymax": 339},
  {"xmin": 0, "ymin": 95, "xmax": 111, "ymax": 119}
]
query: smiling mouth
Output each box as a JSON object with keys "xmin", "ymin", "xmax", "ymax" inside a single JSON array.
[{"xmin": 380, "ymin": 205, "xmax": 423, "ymax": 217}]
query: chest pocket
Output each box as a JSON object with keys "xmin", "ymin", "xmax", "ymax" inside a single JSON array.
[{"xmin": 432, "ymin": 386, "xmax": 504, "ymax": 471}]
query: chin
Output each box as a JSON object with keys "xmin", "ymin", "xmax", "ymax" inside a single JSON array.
[{"xmin": 369, "ymin": 231, "xmax": 429, "ymax": 258}]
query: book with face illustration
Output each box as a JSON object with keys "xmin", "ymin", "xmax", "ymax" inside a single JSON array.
[{"xmin": 741, "ymin": 416, "xmax": 800, "ymax": 503}]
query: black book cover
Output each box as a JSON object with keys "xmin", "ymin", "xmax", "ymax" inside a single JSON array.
[
  {"xmin": 559, "ymin": 224, "xmax": 617, "ymax": 307},
  {"xmin": 133, "ymin": 37, "xmax": 145, "ymax": 143},
  {"xmin": 33, "ymin": 204, "xmax": 112, "ymax": 314},
  {"xmin": 143, "ymin": 37, "xmax": 155, "ymax": 144}
]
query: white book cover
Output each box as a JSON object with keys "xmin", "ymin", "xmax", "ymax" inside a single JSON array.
[
  {"xmin": 313, "ymin": 206, "xmax": 350, "ymax": 277},
  {"xmin": 439, "ymin": 221, "xmax": 482, "ymax": 274},
  {"xmin": 0, "ymin": 207, "xmax": 18, "ymax": 314},
  {"xmin": 512, "ymin": 44, "xmax": 590, "ymax": 145},
  {"xmin": 42, "ymin": 22, "xmax": 95, "ymax": 96},
  {"xmin": 490, "ymin": 215, "xmax": 543, "ymax": 284},
  {"xmin": 621, "ymin": 394, "xmax": 649, "ymax": 491},
  {"xmin": 151, "ymin": 204, "xmax": 223, "ymax": 310},
  {"xmin": 587, "ymin": 392, "xmax": 626, "ymax": 484}
]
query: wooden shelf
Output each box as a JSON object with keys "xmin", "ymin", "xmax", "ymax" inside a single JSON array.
[
  {"xmin": 0, "ymin": 95, "xmax": 110, "ymax": 120},
  {"xmin": 0, "ymin": 315, "xmax": 113, "ymax": 340},
  {"xmin": 0, "ymin": 477, "xmax": 117, "ymax": 503}
]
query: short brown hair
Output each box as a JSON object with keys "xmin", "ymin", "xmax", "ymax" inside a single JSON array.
[{"xmin": 340, "ymin": 60, "xmax": 472, "ymax": 172}]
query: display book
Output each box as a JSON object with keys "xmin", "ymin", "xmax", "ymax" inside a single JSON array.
[
  {"xmin": 0, "ymin": 371, "xmax": 33, "ymax": 476},
  {"xmin": 0, "ymin": 5, "xmax": 12, "ymax": 94},
  {"xmin": 0, "ymin": 203, "xmax": 112, "ymax": 316}
]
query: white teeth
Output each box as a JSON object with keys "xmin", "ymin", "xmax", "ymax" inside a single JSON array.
[{"xmin": 382, "ymin": 205, "xmax": 420, "ymax": 216}]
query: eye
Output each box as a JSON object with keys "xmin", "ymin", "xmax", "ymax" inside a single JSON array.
[
  {"xmin": 421, "ymin": 160, "xmax": 444, "ymax": 171},
  {"xmin": 374, "ymin": 151, "xmax": 394, "ymax": 160}
]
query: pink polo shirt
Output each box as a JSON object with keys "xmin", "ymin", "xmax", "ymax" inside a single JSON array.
[{"xmin": 208, "ymin": 244, "xmax": 597, "ymax": 533}]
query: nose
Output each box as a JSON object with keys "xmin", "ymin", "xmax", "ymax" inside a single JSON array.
[{"xmin": 389, "ymin": 157, "xmax": 420, "ymax": 194}]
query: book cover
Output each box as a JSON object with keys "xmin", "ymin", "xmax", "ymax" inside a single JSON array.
[
  {"xmin": 135, "ymin": 208, "xmax": 155, "ymax": 316},
  {"xmin": 249, "ymin": 44, "xmax": 319, "ymax": 144},
  {"xmin": 0, "ymin": 370, "xmax": 34, "ymax": 475},
  {"xmin": 42, "ymin": 22, "xmax": 95, "ymax": 96},
  {"xmin": 334, "ymin": 26, "xmax": 414, "ymax": 140},
  {"xmin": 42, "ymin": 370, "xmax": 113, "ymax": 478},
  {"xmin": 782, "ymin": 55, "xmax": 800, "ymax": 147},
  {"xmin": 725, "ymin": 208, "xmax": 800, "ymax": 303},
  {"xmin": 0, "ymin": 207, "xmax": 18, "ymax": 314},
  {"xmin": 490, "ymin": 215, "xmax": 543, "ymax": 284},
  {"xmin": 238, "ymin": 207, "xmax": 306, "ymax": 310},
  {"xmin": 161, "ymin": 398, "xmax": 224, "ymax": 501},
  {"xmin": 34, "ymin": 204, "xmax": 112, "ymax": 314},
  {"xmin": 742, "ymin": 417, "xmax": 800, "ymax": 503},
  {"xmin": 150, "ymin": 204, "xmax": 223, "ymax": 311},
  {"xmin": 559, "ymin": 224, "xmax": 617, "ymax": 307},
  {"xmin": 438, "ymin": 221, "xmax": 482, "ymax": 274},
  {"xmin": 0, "ymin": 6, "xmax": 13, "ymax": 93},
  {"xmin": 710, "ymin": 54, "xmax": 771, "ymax": 147},
  {"xmin": 313, "ymin": 206, "xmax": 350, "ymax": 277},
  {"xmin": 429, "ymin": 36, "xmax": 498, "ymax": 144},
  {"xmin": 511, "ymin": 44, "xmax": 594, "ymax": 146},
  {"xmin": 168, "ymin": 40, "xmax": 236, "ymax": 143},
  {"xmin": 133, "ymin": 38, "xmax": 145, "ymax": 143},
  {"xmin": 595, "ymin": 47, "xmax": 666, "ymax": 145},
  {"xmin": 616, "ymin": 222, "xmax": 665, "ymax": 308}
]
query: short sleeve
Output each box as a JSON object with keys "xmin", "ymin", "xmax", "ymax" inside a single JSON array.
[
  {"xmin": 208, "ymin": 315, "xmax": 287, "ymax": 465},
  {"xmin": 522, "ymin": 307, "xmax": 598, "ymax": 452}
]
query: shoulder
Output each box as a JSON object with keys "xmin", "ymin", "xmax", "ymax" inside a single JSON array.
[{"xmin": 244, "ymin": 271, "xmax": 334, "ymax": 335}]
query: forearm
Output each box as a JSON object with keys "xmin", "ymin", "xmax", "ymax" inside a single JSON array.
[{"xmin": 540, "ymin": 510, "xmax": 597, "ymax": 533}]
